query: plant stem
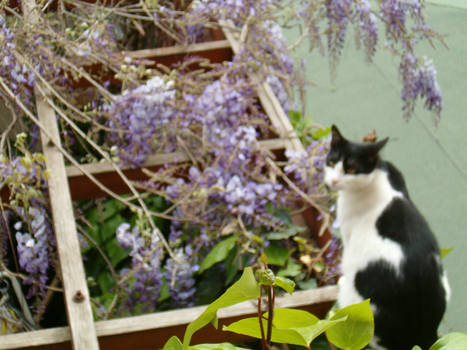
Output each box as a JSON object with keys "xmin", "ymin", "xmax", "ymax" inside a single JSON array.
[
  {"xmin": 266, "ymin": 285, "xmax": 274, "ymax": 346},
  {"xmin": 258, "ymin": 289, "xmax": 268, "ymax": 350}
]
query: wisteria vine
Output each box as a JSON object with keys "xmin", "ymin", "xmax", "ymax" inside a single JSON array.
[{"xmin": 0, "ymin": 0, "xmax": 445, "ymax": 324}]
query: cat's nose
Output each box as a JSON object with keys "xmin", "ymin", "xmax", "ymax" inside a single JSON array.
[{"xmin": 331, "ymin": 179, "xmax": 339, "ymax": 186}]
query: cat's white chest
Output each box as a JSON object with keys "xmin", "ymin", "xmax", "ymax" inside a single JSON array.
[{"xmin": 336, "ymin": 170, "xmax": 405, "ymax": 308}]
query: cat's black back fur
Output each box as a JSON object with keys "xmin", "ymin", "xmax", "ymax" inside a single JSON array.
[{"xmin": 358, "ymin": 163, "xmax": 447, "ymax": 349}]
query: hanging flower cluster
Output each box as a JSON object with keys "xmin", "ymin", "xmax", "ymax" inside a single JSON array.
[
  {"xmin": 400, "ymin": 53, "xmax": 442, "ymax": 121},
  {"xmin": 116, "ymin": 222, "xmax": 164, "ymax": 312},
  {"xmin": 0, "ymin": 140, "xmax": 55, "ymax": 317},
  {"xmin": 298, "ymin": 0, "xmax": 443, "ymax": 119},
  {"xmin": 106, "ymin": 76, "xmax": 177, "ymax": 167}
]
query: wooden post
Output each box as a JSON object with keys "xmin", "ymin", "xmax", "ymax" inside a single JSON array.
[
  {"xmin": 36, "ymin": 90, "xmax": 99, "ymax": 349},
  {"xmin": 21, "ymin": 1, "xmax": 99, "ymax": 347}
]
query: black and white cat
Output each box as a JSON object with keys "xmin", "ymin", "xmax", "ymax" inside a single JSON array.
[{"xmin": 324, "ymin": 125, "xmax": 450, "ymax": 350}]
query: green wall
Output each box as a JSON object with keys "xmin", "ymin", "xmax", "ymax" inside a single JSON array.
[{"xmin": 285, "ymin": 1, "xmax": 466, "ymax": 333}]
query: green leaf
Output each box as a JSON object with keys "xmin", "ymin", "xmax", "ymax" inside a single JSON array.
[
  {"xmin": 97, "ymin": 271, "xmax": 115, "ymax": 294},
  {"xmin": 224, "ymin": 317, "xmax": 309, "ymax": 347},
  {"xmin": 429, "ymin": 332, "xmax": 467, "ymax": 350},
  {"xmin": 277, "ymin": 261, "xmax": 302, "ymax": 278},
  {"xmin": 266, "ymin": 225, "xmax": 306, "ymax": 240},
  {"xmin": 87, "ymin": 207, "xmax": 100, "ymax": 226},
  {"xmin": 313, "ymin": 127, "xmax": 331, "ymax": 140},
  {"xmin": 257, "ymin": 268, "xmax": 276, "ymax": 286},
  {"xmin": 158, "ymin": 277, "xmax": 170, "ymax": 303},
  {"xmin": 272, "ymin": 308, "xmax": 320, "ymax": 328},
  {"xmin": 271, "ymin": 309, "xmax": 346, "ymax": 345},
  {"xmin": 264, "ymin": 244, "xmax": 290, "ymax": 266},
  {"xmin": 162, "ymin": 336, "xmax": 183, "ymax": 350},
  {"xmin": 189, "ymin": 343, "xmax": 249, "ymax": 350},
  {"xmin": 288, "ymin": 110, "xmax": 302, "ymax": 127},
  {"xmin": 145, "ymin": 195, "xmax": 168, "ymax": 212},
  {"xmin": 271, "ymin": 207, "xmax": 292, "ymax": 225},
  {"xmin": 326, "ymin": 299, "xmax": 374, "ymax": 350},
  {"xmin": 105, "ymin": 239, "xmax": 129, "ymax": 266},
  {"xmin": 412, "ymin": 346, "xmax": 423, "ymax": 350},
  {"xmin": 182, "ymin": 267, "xmax": 260, "ymax": 349},
  {"xmin": 101, "ymin": 214, "xmax": 125, "ymax": 242},
  {"xmin": 199, "ymin": 235, "xmax": 238, "ymax": 273},
  {"xmin": 102, "ymin": 199, "xmax": 125, "ymax": 221},
  {"xmin": 440, "ymin": 248, "xmax": 453, "ymax": 259},
  {"xmin": 224, "ymin": 245, "xmax": 240, "ymax": 285},
  {"xmin": 223, "ymin": 309, "xmax": 346, "ymax": 347},
  {"xmin": 296, "ymin": 278, "xmax": 317, "ymax": 290},
  {"xmin": 275, "ymin": 276, "xmax": 295, "ymax": 294}
]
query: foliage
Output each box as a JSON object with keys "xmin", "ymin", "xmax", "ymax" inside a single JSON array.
[
  {"xmin": 0, "ymin": 0, "xmax": 445, "ymax": 327},
  {"xmin": 326, "ymin": 300, "xmax": 374, "ymax": 350},
  {"xmin": 182, "ymin": 267, "xmax": 260, "ymax": 348},
  {"xmin": 162, "ymin": 266, "xmax": 374, "ymax": 350},
  {"xmin": 425, "ymin": 332, "xmax": 467, "ymax": 350}
]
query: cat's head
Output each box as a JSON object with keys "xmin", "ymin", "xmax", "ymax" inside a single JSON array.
[{"xmin": 324, "ymin": 125, "xmax": 388, "ymax": 191}]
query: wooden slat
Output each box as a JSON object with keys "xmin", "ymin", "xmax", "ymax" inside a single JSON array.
[
  {"xmin": 0, "ymin": 286, "xmax": 338, "ymax": 350},
  {"xmin": 66, "ymin": 138, "xmax": 288, "ymax": 178},
  {"xmin": 20, "ymin": 0, "xmax": 99, "ymax": 349},
  {"xmin": 64, "ymin": 138, "xmax": 289, "ymax": 201},
  {"xmin": 36, "ymin": 90, "xmax": 99, "ymax": 349},
  {"xmin": 123, "ymin": 40, "xmax": 231, "ymax": 59}
]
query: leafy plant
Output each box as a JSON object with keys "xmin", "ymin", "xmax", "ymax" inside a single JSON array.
[
  {"xmin": 162, "ymin": 266, "xmax": 374, "ymax": 350},
  {"xmin": 412, "ymin": 332, "xmax": 467, "ymax": 350}
]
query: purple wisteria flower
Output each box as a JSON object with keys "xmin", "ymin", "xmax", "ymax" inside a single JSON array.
[
  {"xmin": 0, "ymin": 152, "xmax": 55, "ymax": 317},
  {"xmin": 296, "ymin": 0, "xmax": 442, "ymax": 119},
  {"xmin": 165, "ymin": 124, "xmax": 286, "ymax": 231},
  {"xmin": 15, "ymin": 206, "xmax": 51, "ymax": 292},
  {"xmin": 323, "ymin": 235, "xmax": 342, "ymax": 284},
  {"xmin": 380, "ymin": 0, "xmax": 425, "ymax": 44},
  {"xmin": 284, "ymin": 140, "xmax": 328, "ymax": 196},
  {"xmin": 164, "ymin": 247, "xmax": 199, "ymax": 307},
  {"xmin": 400, "ymin": 53, "xmax": 442, "ymax": 121},
  {"xmin": 325, "ymin": 0, "xmax": 353, "ymax": 72},
  {"xmin": 0, "ymin": 16, "xmax": 35, "ymax": 104},
  {"xmin": 116, "ymin": 222, "xmax": 164, "ymax": 312},
  {"xmin": 355, "ymin": 0, "xmax": 378, "ymax": 62},
  {"xmin": 107, "ymin": 76, "xmax": 176, "ymax": 167}
]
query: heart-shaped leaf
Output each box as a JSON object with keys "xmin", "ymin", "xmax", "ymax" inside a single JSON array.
[
  {"xmin": 326, "ymin": 299, "xmax": 374, "ymax": 350},
  {"xmin": 182, "ymin": 267, "xmax": 260, "ymax": 349},
  {"xmin": 223, "ymin": 308, "xmax": 346, "ymax": 347},
  {"xmin": 199, "ymin": 235, "xmax": 238, "ymax": 273},
  {"xmin": 275, "ymin": 276, "xmax": 295, "ymax": 294},
  {"xmin": 162, "ymin": 336, "xmax": 183, "ymax": 350},
  {"xmin": 430, "ymin": 332, "xmax": 467, "ymax": 350}
]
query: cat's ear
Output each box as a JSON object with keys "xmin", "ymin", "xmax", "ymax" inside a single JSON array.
[
  {"xmin": 366, "ymin": 137, "xmax": 389, "ymax": 156},
  {"xmin": 331, "ymin": 125, "xmax": 345, "ymax": 146},
  {"xmin": 374, "ymin": 137, "xmax": 389, "ymax": 152}
]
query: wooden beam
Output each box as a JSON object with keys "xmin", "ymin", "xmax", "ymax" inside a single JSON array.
[
  {"xmin": 64, "ymin": 138, "xmax": 289, "ymax": 201},
  {"xmin": 123, "ymin": 40, "xmax": 231, "ymax": 59},
  {"xmin": 0, "ymin": 286, "xmax": 337, "ymax": 350},
  {"xmin": 65, "ymin": 138, "xmax": 288, "ymax": 178},
  {"xmin": 20, "ymin": 0, "xmax": 99, "ymax": 349},
  {"xmin": 36, "ymin": 90, "xmax": 99, "ymax": 349}
]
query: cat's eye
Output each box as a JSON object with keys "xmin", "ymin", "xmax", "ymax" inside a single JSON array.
[
  {"xmin": 346, "ymin": 168, "xmax": 356, "ymax": 174},
  {"xmin": 328, "ymin": 161, "xmax": 335, "ymax": 167}
]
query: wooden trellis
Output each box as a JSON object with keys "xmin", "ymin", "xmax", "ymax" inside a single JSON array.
[{"xmin": 0, "ymin": 5, "xmax": 337, "ymax": 350}]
